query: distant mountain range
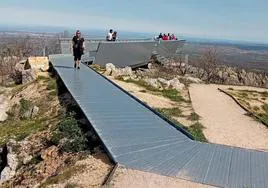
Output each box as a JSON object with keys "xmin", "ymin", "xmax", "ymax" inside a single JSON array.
[{"xmin": 1, "ymin": 24, "xmax": 268, "ymax": 48}]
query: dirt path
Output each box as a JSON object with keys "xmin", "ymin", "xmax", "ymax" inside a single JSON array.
[
  {"xmin": 189, "ymin": 84, "xmax": 268, "ymax": 151},
  {"xmin": 110, "ymin": 78, "xmax": 177, "ymax": 109},
  {"xmin": 110, "ymin": 168, "xmax": 215, "ymax": 188}
]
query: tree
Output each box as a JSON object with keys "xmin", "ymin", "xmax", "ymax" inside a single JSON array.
[{"xmin": 200, "ymin": 48, "xmax": 218, "ymax": 82}]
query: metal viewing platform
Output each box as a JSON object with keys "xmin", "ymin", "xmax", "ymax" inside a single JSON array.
[{"xmin": 50, "ymin": 54, "xmax": 268, "ymax": 188}]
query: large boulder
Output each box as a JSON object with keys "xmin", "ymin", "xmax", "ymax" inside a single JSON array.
[
  {"xmin": 144, "ymin": 78, "xmax": 162, "ymax": 89},
  {"xmin": 157, "ymin": 78, "xmax": 171, "ymax": 89},
  {"xmin": 22, "ymin": 69, "xmax": 38, "ymax": 84},
  {"xmin": 104, "ymin": 63, "xmax": 116, "ymax": 76},
  {"xmin": 112, "ymin": 67, "xmax": 133, "ymax": 77},
  {"xmin": 169, "ymin": 78, "xmax": 185, "ymax": 91},
  {"xmin": 24, "ymin": 57, "xmax": 49, "ymax": 72},
  {"xmin": 39, "ymin": 146, "xmax": 62, "ymax": 177}
]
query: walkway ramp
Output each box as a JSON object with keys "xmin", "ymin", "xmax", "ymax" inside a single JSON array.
[
  {"xmin": 60, "ymin": 39, "xmax": 185, "ymax": 68},
  {"xmin": 50, "ymin": 54, "xmax": 268, "ymax": 188},
  {"xmin": 92, "ymin": 41, "xmax": 157, "ymax": 68}
]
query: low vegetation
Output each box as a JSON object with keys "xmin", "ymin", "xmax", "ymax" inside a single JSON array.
[
  {"xmin": 40, "ymin": 165, "xmax": 86, "ymax": 187},
  {"xmin": 51, "ymin": 114, "xmax": 87, "ymax": 153},
  {"xmin": 226, "ymin": 89, "xmax": 268, "ymax": 127},
  {"xmin": 0, "ymin": 75, "xmax": 61, "ymax": 145},
  {"xmin": 155, "ymin": 108, "xmax": 207, "ymax": 142},
  {"xmin": 188, "ymin": 112, "xmax": 200, "ymax": 121},
  {"xmin": 0, "ymin": 118, "xmax": 50, "ymax": 145},
  {"xmin": 116, "ymin": 76, "xmax": 207, "ymax": 142},
  {"xmin": 156, "ymin": 107, "xmax": 183, "ymax": 117},
  {"xmin": 162, "ymin": 89, "xmax": 187, "ymax": 102},
  {"xmin": 118, "ymin": 78, "xmax": 187, "ymax": 102},
  {"xmin": 184, "ymin": 122, "xmax": 207, "ymax": 142}
]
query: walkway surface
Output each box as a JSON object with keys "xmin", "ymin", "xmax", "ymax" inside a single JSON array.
[
  {"xmin": 189, "ymin": 84, "xmax": 268, "ymax": 151},
  {"xmin": 50, "ymin": 54, "xmax": 268, "ymax": 188}
]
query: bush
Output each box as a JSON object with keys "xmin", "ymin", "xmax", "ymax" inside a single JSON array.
[
  {"xmin": 52, "ymin": 116, "xmax": 87, "ymax": 152},
  {"xmin": 253, "ymin": 106, "xmax": 260, "ymax": 112},
  {"xmin": 258, "ymin": 113, "xmax": 268, "ymax": 126},
  {"xmin": 19, "ymin": 98, "xmax": 32, "ymax": 119},
  {"xmin": 188, "ymin": 112, "xmax": 200, "ymax": 121},
  {"xmin": 184, "ymin": 122, "xmax": 207, "ymax": 142},
  {"xmin": 162, "ymin": 89, "xmax": 186, "ymax": 102},
  {"xmin": 262, "ymin": 103, "xmax": 268, "ymax": 113}
]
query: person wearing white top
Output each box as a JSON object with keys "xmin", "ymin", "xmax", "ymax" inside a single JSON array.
[{"xmin": 106, "ymin": 29, "xmax": 113, "ymax": 41}]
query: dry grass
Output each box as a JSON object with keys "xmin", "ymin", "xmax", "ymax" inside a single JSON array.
[{"xmin": 226, "ymin": 88, "xmax": 268, "ymax": 126}]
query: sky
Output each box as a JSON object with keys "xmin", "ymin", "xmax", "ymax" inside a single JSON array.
[{"xmin": 0, "ymin": 0, "xmax": 267, "ymax": 43}]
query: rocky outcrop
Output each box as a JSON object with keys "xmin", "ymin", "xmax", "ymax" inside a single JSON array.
[
  {"xmin": 156, "ymin": 57, "xmax": 268, "ymax": 88},
  {"xmin": 144, "ymin": 78, "xmax": 163, "ymax": 89},
  {"xmin": 22, "ymin": 69, "xmax": 38, "ymax": 84},
  {"xmin": 152, "ymin": 54, "xmax": 268, "ymax": 88},
  {"xmin": 105, "ymin": 63, "xmax": 139, "ymax": 80},
  {"xmin": 169, "ymin": 78, "xmax": 185, "ymax": 90},
  {"xmin": 144, "ymin": 77, "xmax": 185, "ymax": 91},
  {"xmin": 0, "ymin": 140, "xmax": 19, "ymax": 182},
  {"xmin": 104, "ymin": 63, "xmax": 116, "ymax": 76},
  {"xmin": 113, "ymin": 67, "xmax": 133, "ymax": 77},
  {"xmin": 24, "ymin": 57, "xmax": 49, "ymax": 72},
  {"xmin": 38, "ymin": 146, "xmax": 64, "ymax": 177}
]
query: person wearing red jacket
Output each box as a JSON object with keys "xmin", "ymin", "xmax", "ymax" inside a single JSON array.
[{"xmin": 162, "ymin": 34, "xmax": 169, "ymax": 40}]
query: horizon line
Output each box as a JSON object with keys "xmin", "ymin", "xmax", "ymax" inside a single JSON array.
[{"xmin": 0, "ymin": 24, "xmax": 268, "ymax": 45}]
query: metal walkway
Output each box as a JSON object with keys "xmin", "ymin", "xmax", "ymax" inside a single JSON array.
[
  {"xmin": 50, "ymin": 54, "xmax": 268, "ymax": 188},
  {"xmin": 60, "ymin": 39, "xmax": 185, "ymax": 68}
]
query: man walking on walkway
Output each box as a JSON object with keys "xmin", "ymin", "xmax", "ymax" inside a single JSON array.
[{"xmin": 72, "ymin": 30, "xmax": 85, "ymax": 69}]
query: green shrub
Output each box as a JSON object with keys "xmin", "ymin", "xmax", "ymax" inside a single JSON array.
[
  {"xmin": 155, "ymin": 108, "xmax": 207, "ymax": 142},
  {"xmin": 258, "ymin": 113, "xmax": 268, "ymax": 125},
  {"xmin": 47, "ymin": 79, "xmax": 57, "ymax": 91},
  {"xmin": 156, "ymin": 108, "xmax": 182, "ymax": 117},
  {"xmin": 262, "ymin": 103, "xmax": 268, "ymax": 113},
  {"xmin": 19, "ymin": 98, "xmax": 32, "ymax": 118},
  {"xmin": 37, "ymin": 76, "xmax": 50, "ymax": 82},
  {"xmin": 52, "ymin": 116, "xmax": 87, "ymax": 152},
  {"xmin": 184, "ymin": 122, "xmax": 207, "ymax": 142},
  {"xmin": 188, "ymin": 112, "xmax": 200, "ymax": 121},
  {"xmin": 162, "ymin": 89, "xmax": 186, "ymax": 102}
]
